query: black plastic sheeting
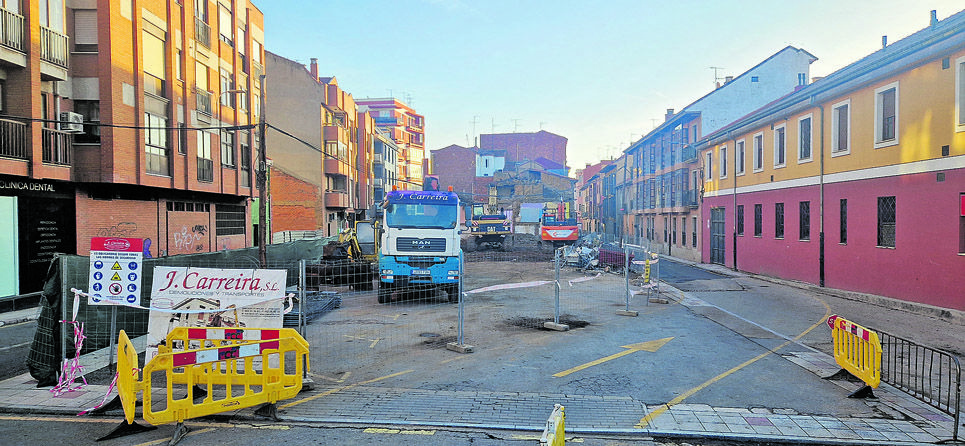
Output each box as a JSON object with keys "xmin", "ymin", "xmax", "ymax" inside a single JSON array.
[{"xmin": 26, "ymin": 239, "xmax": 331, "ymax": 385}]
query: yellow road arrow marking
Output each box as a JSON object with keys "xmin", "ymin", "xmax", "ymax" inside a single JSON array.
[{"xmin": 553, "ymin": 337, "xmax": 674, "ymax": 378}]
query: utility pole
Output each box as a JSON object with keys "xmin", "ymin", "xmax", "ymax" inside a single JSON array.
[{"xmin": 258, "ymin": 74, "xmax": 268, "ymax": 268}]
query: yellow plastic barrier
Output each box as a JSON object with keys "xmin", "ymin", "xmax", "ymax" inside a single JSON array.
[
  {"xmin": 540, "ymin": 404, "xmax": 565, "ymax": 446},
  {"xmin": 116, "ymin": 327, "xmax": 309, "ymax": 426},
  {"xmin": 827, "ymin": 315, "xmax": 881, "ymax": 388}
]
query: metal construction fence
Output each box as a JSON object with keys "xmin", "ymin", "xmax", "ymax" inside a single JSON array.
[
  {"xmin": 878, "ymin": 329, "xmax": 961, "ymax": 440},
  {"xmin": 28, "ymin": 236, "xmax": 665, "ymax": 390}
]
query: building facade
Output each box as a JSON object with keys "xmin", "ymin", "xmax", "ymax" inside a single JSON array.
[
  {"xmin": 1, "ymin": 0, "xmax": 264, "ymax": 296},
  {"xmin": 479, "ymin": 130, "xmax": 567, "ymax": 172},
  {"xmin": 699, "ymin": 10, "xmax": 965, "ymax": 310},
  {"xmin": 356, "ymin": 97, "xmax": 424, "ymax": 190}
]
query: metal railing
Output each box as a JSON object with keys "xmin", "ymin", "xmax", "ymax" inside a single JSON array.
[
  {"xmin": 196, "ymin": 89, "xmax": 212, "ymax": 116},
  {"xmin": 195, "ymin": 17, "xmax": 211, "ymax": 49},
  {"xmin": 878, "ymin": 329, "xmax": 960, "ymax": 440},
  {"xmin": 0, "ymin": 7, "xmax": 24, "ymax": 51},
  {"xmin": 40, "ymin": 26, "xmax": 68, "ymax": 68},
  {"xmin": 0, "ymin": 118, "xmax": 28, "ymax": 159},
  {"xmin": 42, "ymin": 127, "xmax": 71, "ymax": 165}
]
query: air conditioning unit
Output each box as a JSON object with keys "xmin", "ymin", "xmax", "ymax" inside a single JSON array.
[{"xmin": 59, "ymin": 111, "xmax": 84, "ymax": 133}]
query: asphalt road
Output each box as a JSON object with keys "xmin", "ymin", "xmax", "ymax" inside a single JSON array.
[
  {"xmin": 0, "ymin": 414, "xmax": 849, "ymax": 445},
  {"xmin": 0, "ymin": 320, "xmax": 35, "ymax": 381}
]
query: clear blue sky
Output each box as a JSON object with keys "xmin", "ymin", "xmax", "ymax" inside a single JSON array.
[{"xmin": 259, "ymin": 1, "xmax": 964, "ymax": 173}]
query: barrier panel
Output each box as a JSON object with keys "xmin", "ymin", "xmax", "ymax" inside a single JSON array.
[
  {"xmin": 540, "ymin": 404, "xmax": 565, "ymax": 446},
  {"xmin": 116, "ymin": 327, "xmax": 309, "ymax": 426},
  {"xmin": 826, "ymin": 315, "xmax": 881, "ymax": 395}
]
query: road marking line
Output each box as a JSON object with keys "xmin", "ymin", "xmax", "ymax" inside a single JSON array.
[
  {"xmin": 0, "ymin": 341, "xmax": 31, "ymax": 352},
  {"xmin": 635, "ymin": 297, "xmax": 830, "ymax": 428},
  {"xmin": 553, "ymin": 337, "xmax": 674, "ymax": 378},
  {"xmin": 280, "ymin": 369, "xmax": 414, "ymax": 409}
]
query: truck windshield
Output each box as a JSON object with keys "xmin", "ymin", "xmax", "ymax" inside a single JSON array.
[{"xmin": 385, "ymin": 203, "xmax": 458, "ymax": 229}]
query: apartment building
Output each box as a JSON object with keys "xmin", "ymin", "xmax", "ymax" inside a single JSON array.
[
  {"xmin": 0, "ymin": 0, "xmax": 263, "ymax": 295},
  {"xmin": 575, "ymin": 160, "xmax": 612, "ymax": 234},
  {"xmin": 699, "ymin": 10, "xmax": 965, "ymax": 310},
  {"xmin": 371, "ymin": 127, "xmax": 398, "ymax": 203},
  {"xmin": 356, "ymin": 97, "xmax": 423, "ymax": 190},
  {"xmin": 619, "ymin": 46, "xmax": 816, "ymax": 261}
]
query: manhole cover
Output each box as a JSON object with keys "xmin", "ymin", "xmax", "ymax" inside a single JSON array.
[{"xmin": 419, "ymin": 332, "xmax": 441, "ymax": 338}]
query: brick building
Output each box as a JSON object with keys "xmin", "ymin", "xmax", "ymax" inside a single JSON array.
[
  {"xmin": 356, "ymin": 97, "xmax": 424, "ymax": 190},
  {"xmin": 0, "ymin": 0, "xmax": 264, "ymax": 295},
  {"xmin": 480, "ymin": 130, "xmax": 568, "ymax": 172}
]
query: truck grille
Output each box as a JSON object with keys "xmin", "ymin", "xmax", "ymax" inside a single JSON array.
[{"xmin": 396, "ymin": 237, "xmax": 446, "ymax": 252}]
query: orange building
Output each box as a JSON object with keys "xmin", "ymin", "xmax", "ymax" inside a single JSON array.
[
  {"xmin": 0, "ymin": 0, "xmax": 264, "ymax": 295},
  {"xmin": 357, "ymin": 98, "xmax": 424, "ymax": 190}
]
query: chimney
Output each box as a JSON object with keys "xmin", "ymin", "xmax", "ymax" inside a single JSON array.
[
  {"xmin": 882, "ymin": 35, "xmax": 887, "ymax": 48},
  {"xmin": 310, "ymin": 58, "xmax": 318, "ymax": 82},
  {"xmin": 930, "ymin": 10, "xmax": 938, "ymax": 27},
  {"xmin": 665, "ymin": 108, "xmax": 674, "ymax": 121},
  {"xmin": 724, "ymin": 75, "xmax": 733, "ymax": 84}
]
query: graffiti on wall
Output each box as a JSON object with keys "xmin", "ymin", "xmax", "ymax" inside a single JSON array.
[
  {"xmin": 171, "ymin": 224, "xmax": 208, "ymax": 253},
  {"xmin": 95, "ymin": 222, "xmax": 139, "ymax": 237}
]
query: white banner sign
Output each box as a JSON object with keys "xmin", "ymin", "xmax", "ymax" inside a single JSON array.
[{"xmin": 147, "ymin": 267, "xmax": 287, "ymax": 361}]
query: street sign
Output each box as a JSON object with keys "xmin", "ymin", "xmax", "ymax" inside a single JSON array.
[{"xmin": 89, "ymin": 237, "xmax": 144, "ymax": 306}]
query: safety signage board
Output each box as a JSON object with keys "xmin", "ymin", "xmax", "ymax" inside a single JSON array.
[{"xmin": 89, "ymin": 237, "xmax": 144, "ymax": 306}]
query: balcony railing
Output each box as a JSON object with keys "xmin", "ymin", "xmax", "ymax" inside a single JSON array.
[
  {"xmin": 681, "ymin": 145, "xmax": 697, "ymax": 162},
  {"xmin": 252, "ymin": 61, "xmax": 263, "ymax": 83},
  {"xmin": 197, "ymin": 158, "xmax": 214, "ymax": 182},
  {"xmin": 40, "ymin": 26, "xmax": 68, "ymax": 68},
  {"xmin": 0, "ymin": 7, "xmax": 24, "ymax": 51},
  {"xmin": 196, "ymin": 89, "xmax": 212, "ymax": 116},
  {"xmin": 684, "ymin": 190, "xmax": 699, "ymax": 208},
  {"xmin": 195, "ymin": 17, "xmax": 211, "ymax": 49},
  {"xmin": 0, "ymin": 118, "xmax": 28, "ymax": 159},
  {"xmin": 42, "ymin": 127, "xmax": 72, "ymax": 165}
]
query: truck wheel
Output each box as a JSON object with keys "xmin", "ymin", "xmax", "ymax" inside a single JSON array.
[
  {"xmin": 446, "ymin": 285, "xmax": 460, "ymax": 303},
  {"xmin": 378, "ymin": 284, "xmax": 392, "ymax": 304}
]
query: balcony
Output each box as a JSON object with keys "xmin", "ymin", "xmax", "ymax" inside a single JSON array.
[
  {"xmin": 40, "ymin": 26, "xmax": 68, "ymax": 68},
  {"xmin": 683, "ymin": 190, "xmax": 699, "ymax": 208},
  {"xmin": 681, "ymin": 145, "xmax": 697, "ymax": 163},
  {"xmin": 195, "ymin": 17, "xmax": 211, "ymax": 49},
  {"xmin": 196, "ymin": 89, "xmax": 212, "ymax": 116},
  {"xmin": 0, "ymin": 118, "xmax": 28, "ymax": 160},
  {"xmin": 0, "ymin": 7, "xmax": 24, "ymax": 52},
  {"xmin": 324, "ymin": 157, "xmax": 350, "ymax": 176},
  {"xmin": 42, "ymin": 127, "xmax": 71, "ymax": 165},
  {"xmin": 252, "ymin": 61, "xmax": 263, "ymax": 83},
  {"xmin": 325, "ymin": 191, "xmax": 349, "ymax": 208}
]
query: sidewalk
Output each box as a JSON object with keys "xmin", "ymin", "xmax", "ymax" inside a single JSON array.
[{"xmin": 0, "ymin": 264, "xmax": 961, "ymax": 445}]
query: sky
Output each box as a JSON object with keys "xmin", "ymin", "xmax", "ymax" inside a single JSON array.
[{"xmin": 258, "ymin": 1, "xmax": 965, "ymax": 173}]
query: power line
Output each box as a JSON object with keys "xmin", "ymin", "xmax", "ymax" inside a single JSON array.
[{"xmin": 0, "ymin": 113, "xmax": 255, "ymax": 132}]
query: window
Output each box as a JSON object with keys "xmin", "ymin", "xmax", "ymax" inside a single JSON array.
[
  {"xmin": 175, "ymin": 49, "xmax": 183, "ymax": 80},
  {"xmin": 775, "ymin": 203, "xmax": 784, "ymax": 239},
  {"xmin": 798, "ymin": 115, "xmax": 812, "ymax": 162},
  {"xmin": 218, "ymin": 4, "xmax": 232, "ymax": 45},
  {"xmin": 799, "ymin": 201, "xmax": 810, "ymax": 241},
  {"xmin": 672, "ymin": 218, "xmax": 677, "ymax": 244},
  {"xmin": 220, "ymin": 129, "xmax": 235, "ymax": 167},
  {"xmin": 220, "ymin": 69, "xmax": 234, "ymax": 107},
  {"xmin": 215, "ymin": 204, "xmax": 245, "ymax": 236},
  {"xmin": 960, "ymin": 194, "xmax": 965, "ymax": 254},
  {"xmin": 692, "ymin": 216, "xmax": 697, "ymax": 246},
  {"xmin": 877, "ymin": 196, "xmax": 896, "ymax": 248},
  {"xmin": 839, "ymin": 199, "xmax": 847, "ymax": 244},
  {"xmin": 737, "ymin": 204, "xmax": 744, "ymax": 236},
  {"xmin": 239, "ymin": 131, "xmax": 251, "ymax": 187},
  {"xmin": 753, "ymin": 132, "xmax": 764, "ymax": 172},
  {"xmin": 736, "ymin": 140, "xmax": 745, "ymax": 175},
  {"xmin": 73, "ymin": 100, "xmax": 100, "ymax": 143},
  {"xmin": 194, "ymin": 0, "xmax": 207, "ymax": 20},
  {"xmin": 663, "ymin": 217, "xmax": 667, "ymax": 242},
  {"xmin": 773, "ymin": 124, "xmax": 786, "ymax": 168},
  {"xmin": 197, "ymin": 131, "xmax": 213, "ymax": 182},
  {"xmin": 144, "ymin": 112, "xmax": 169, "ymax": 175},
  {"xmin": 719, "ymin": 146, "xmax": 727, "ymax": 178},
  {"xmin": 751, "ymin": 76, "xmax": 759, "ymax": 82},
  {"xmin": 73, "ymin": 10, "xmax": 97, "ymax": 52},
  {"xmin": 832, "ymin": 100, "xmax": 850, "ymax": 155},
  {"xmin": 705, "ymin": 151, "xmax": 713, "ymax": 179},
  {"xmin": 958, "ymin": 56, "xmax": 965, "ymax": 131},
  {"xmin": 754, "ymin": 204, "xmax": 762, "ymax": 237},
  {"xmin": 875, "ymin": 82, "xmax": 899, "ymax": 147},
  {"xmin": 681, "ymin": 217, "xmax": 686, "ymax": 247},
  {"xmin": 0, "ymin": 80, "xmax": 4, "ymax": 113}
]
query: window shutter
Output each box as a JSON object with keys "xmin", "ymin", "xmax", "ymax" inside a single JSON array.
[{"xmin": 74, "ymin": 10, "xmax": 98, "ymax": 45}]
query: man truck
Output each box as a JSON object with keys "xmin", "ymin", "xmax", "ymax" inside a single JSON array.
[{"xmin": 377, "ymin": 188, "xmax": 461, "ymax": 303}]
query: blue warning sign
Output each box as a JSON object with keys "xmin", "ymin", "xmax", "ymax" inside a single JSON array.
[
  {"xmin": 93, "ymin": 272, "xmax": 103, "ymax": 281},
  {"xmin": 93, "ymin": 261, "xmax": 104, "ymax": 269}
]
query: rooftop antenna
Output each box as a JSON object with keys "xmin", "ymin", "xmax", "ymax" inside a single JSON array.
[
  {"xmin": 470, "ymin": 115, "xmax": 479, "ymax": 146},
  {"xmin": 511, "ymin": 118, "xmax": 521, "ymax": 133},
  {"xmin": 709, "ymin": 66, "xmax": 725, "ymax": 87},
  {"xmin": 539, "ymin": 121, "xmax": 547, "ymax": 130},
  {"xmin": 650, "ymin": 118, "xmax": 659, "ymax": 130},
  {"xmin": 491, "ymin": 117, "xmax": 498, "ymax": 133}
]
